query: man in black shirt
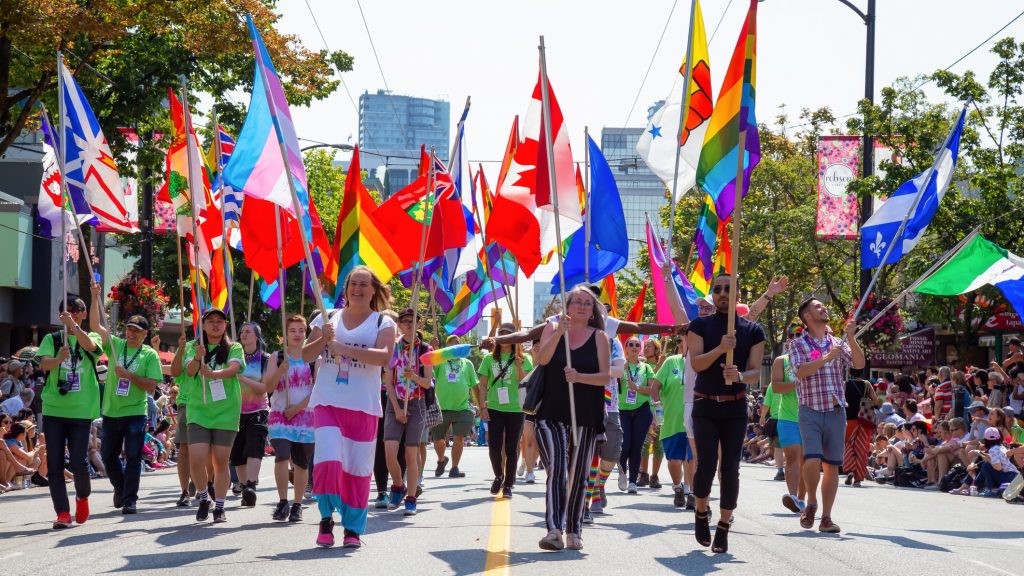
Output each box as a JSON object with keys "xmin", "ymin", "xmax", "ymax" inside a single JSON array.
[{"xmin": 686, "ymin": 274, "xmax": 766, "ymax": 554}]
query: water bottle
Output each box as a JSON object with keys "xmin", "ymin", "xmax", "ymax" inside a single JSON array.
[
  {"xmin": 654, "ymin": 402, "xmax": 665, "ymax": 427},
  {"xmin": 969, "ymin": 486, "xmax": 978, "ymax": 497}
]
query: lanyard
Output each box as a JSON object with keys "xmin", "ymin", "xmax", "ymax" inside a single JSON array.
[
  {"xmin": 804, "ymin": 333, "xmax": 832, "ymax": 356},
  {"xmin": 447, "ymin": 359, "xmax": 459, "ymax": 375},
  {"xmin": 495, "ymin": 357, "xmax": 514, "ymax": 387},
  {"xmin": 122, "ymin": 342, "xmax": 144, "ymax": 372}
]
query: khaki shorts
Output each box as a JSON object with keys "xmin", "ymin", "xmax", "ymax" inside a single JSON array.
[
  {"xmin": 430, "ymin": 409, "xmax": 475, "ymax": 440},
  {"xmin": 384, "ymin": 398, "xmax": 426, "ymax": 442},
  {"xmin": 187, "ymin": 423, "xmax": 237, "ymax": 447},
  {"xmin": 174, "ymin": 405, "xmax": 189, "ymax": 444}
]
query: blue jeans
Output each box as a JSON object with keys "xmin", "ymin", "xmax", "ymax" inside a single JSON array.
[
  {"xmin": 619, "ymin": 405, "xmax": 654, "ymax": 484},
  {"xmin": 101, "ymin": 415, "xmax": 148, "ymax": 505},
  {"xmin": 976, "ymin": 461, "xmax": 1017, "ymax": 491}
]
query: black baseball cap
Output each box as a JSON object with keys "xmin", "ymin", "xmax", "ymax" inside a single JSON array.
[
  {"xmin": 125, "ymin": 315, "xmax": 150, "ymax": 331},
  {"xmin": 202, "ymin": 308, "xmax": 228, "ymax": 322}
]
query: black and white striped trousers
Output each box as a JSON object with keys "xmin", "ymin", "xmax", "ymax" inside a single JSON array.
[{"xmin": 535, "ymin": 419, "xmax": 598, "ymax": 535}]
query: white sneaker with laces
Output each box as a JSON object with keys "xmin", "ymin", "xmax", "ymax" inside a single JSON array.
[{"xmin": 618, "ymin": 473, "xmax": 628, "ymax": 492}]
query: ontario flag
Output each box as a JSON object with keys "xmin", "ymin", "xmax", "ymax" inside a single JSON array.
[{"xmin": 486, "ymin": 72, "xmax": 580, "ymax": 277}]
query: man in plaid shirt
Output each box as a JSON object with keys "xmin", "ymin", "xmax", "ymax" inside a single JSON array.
[{"xmin": 788, "ymin": 298, "xmax": 864, "ymax": 535}]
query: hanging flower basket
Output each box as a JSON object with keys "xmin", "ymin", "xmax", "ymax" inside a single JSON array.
[
  {"xmin": 852, "ymin": 294, "xmax": 904, "ymax": 352},
  {"xmin": 108, "ymin": 272, "xmax": 170, "ymax": 330}
]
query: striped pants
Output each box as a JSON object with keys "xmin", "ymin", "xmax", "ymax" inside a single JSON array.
[{"xmin": 535, "ymin": 419, "xmax": 598, "ymax": 535}]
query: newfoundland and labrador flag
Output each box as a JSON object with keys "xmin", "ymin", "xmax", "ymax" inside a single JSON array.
[{"xmin": 914, "ymin": 235, "xmax": 1024, "ymax": 316}]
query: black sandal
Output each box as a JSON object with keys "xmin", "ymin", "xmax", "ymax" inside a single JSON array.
[
  {"xmin": 712, "ymin": 520, "xmax": 731, "ymax": 553},
  {"xmin": 694, "ymin": 508, "xmax": 711, "ymax": 547}
]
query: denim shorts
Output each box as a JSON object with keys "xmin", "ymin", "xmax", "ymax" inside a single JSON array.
[{"xmin": 797, "ymin": 405, "xmax": 845, "ymax": 465}]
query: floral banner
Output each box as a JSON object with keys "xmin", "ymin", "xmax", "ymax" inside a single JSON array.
[{"xmin": 815, "ymin": 136, "xmax": 861, "ymax": 240}]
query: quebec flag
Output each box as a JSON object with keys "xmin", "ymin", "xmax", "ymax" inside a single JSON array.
[{"xmin": 861, "ymin": 106, "xmax": 966, "ymax": 269}]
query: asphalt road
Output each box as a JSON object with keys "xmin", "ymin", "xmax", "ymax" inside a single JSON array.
[{"xmin": 1, "ymin": 446, "xmax": 1022, "ymax": 575}]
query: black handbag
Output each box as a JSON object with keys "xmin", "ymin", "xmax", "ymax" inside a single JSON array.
[{"xmin": 521, "ymin": 367, "xmax": 546, "ymax": 415}]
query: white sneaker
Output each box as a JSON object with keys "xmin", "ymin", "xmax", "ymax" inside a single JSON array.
[
  {"xmin": 517, "ymin": 463, "xmax": 526, "ymax": 477},
  {"xmin": 525, "ymin": 471, "xmax": 536, "ymax": 484},
  {"xmin": 628, "ymin": 482, "xmax": 638, "ymax": 494},
  {"xmin": 618, "ymin": 474, "xmax": 628, "ymax": 492}
]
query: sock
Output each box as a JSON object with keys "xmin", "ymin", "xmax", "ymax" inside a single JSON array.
[
  {"xmin": 673, "ymin": 483, "xmax": 681, "ymax": 490},
  {"xmin": 197, "ymin": 489, "xmax": 209, "ymax": 502},
  {"xmin": 215, "ymin": 498, "xmax": 225, "ymax": 511},
  {"xmin": 596, "ymin": 467, "xmax": 612, "ymax": 493},
  {"xmin": 584, "ymin": 456, "xmax": 600, "ymax": 506},
  {"xmin": 683, "ymin": 483, "xmax": 690, "ymax": 493}
]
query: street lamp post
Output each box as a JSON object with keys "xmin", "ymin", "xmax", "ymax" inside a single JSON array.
[{"xmin": 836, "ymin": 0, "xmax": 877, "ymax": 302}]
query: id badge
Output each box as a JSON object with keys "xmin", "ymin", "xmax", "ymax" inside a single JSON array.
[
  {"xmin": 67, "ymin": 372, "xmax": 81, "ymax": 393},
  {"xmin": 626, "ymin": 388, "xmax": 638, "ymax": 405},
  {"xmin": 497, "ymin": 386, "xmax": 511, "ymax": 405},
  {"xmin": 209, "ymin": 379, "xmax": 227, "ymax": 402},
  {"xmin": 116, "ymin": 378, "xmax": 131, "ymax": 396},
  {"xmin": 448, "ymin": 370, "xmax": 458, "ymax": 383}
]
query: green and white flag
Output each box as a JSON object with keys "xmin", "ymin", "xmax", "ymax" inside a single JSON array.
[{"xmin": 914, "ymin": 235, "xmax": 1024, "ymax": 314}]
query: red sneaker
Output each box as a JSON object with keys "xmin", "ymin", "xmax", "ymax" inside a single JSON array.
[
  {"xmin": 53, "ymin": 512, "xmax": 72, "ymax": 529},
  {"xmin": 75, "ymin": 497, "xmax": 90, "ymax": 525}
]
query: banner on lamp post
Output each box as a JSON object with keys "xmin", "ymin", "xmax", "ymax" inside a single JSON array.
[{"xmin": 815, "ymin": 135, "xmax": 861, "ymax": 240}]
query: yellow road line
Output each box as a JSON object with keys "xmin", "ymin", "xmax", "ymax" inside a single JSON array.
[{"xmin": 483, "ymin": 496, "xmax": 511, "ymax": 576}]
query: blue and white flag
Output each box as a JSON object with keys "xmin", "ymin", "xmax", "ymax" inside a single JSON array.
[{"xmin": 861, "ymin": 106, "xmax": 966, "ymax": 269}]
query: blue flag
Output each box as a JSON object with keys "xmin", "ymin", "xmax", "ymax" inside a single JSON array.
[
  {"xmin": 552, "ymin": 135, "xmax": 628, "ymax": 292},
  {"xmin": 861, "ymin": 106, "xmax": 966, "ymax": 269}
]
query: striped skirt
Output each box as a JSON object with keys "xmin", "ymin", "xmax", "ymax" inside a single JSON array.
[
  {"xmin": 843, "ymin": 418, "xmax": 874, "ymax": 482},
  {"xmin": 312, "ymin": 404, "xmax": 378, "ymax": 534}
]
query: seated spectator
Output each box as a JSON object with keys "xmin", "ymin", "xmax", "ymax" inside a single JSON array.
[
  {"xmin": 964, "ymin": 401, "xmax": 989, "ymax": 452},
  {"xmin": 879, "ymin": 402, "xmax": 906, "ymax": 426},
  {"xmin": 924, "ymin": 418, "xmax": 967, "ymax": 487},
  {"xmin": 989, "ymin": 407, "xmax": 1011, "ymax": 443},
  {"xmin": 0, "ymin": 388, "xmax": 33, "ymax": 417},
  {"xmin": 0, "ymin": 360, "xmax": 28, "ymax": 401},
  {"xmin": 88, "ymin": 421, "xmax": 106, "ymax": 478},
  {"xmin": 1010, "ymin": 408, "xmax": 1024, "ymax": 445},
  {"xmin": 964, "ymin": 427, "xmax": 1019, "ymax": 497},
  {"xmin": 3, "ymin": 420, "xmax": 48, "ymax": 487},
  {"xmin": 1, "ymin": 414, "xmax": 36, "ymax": 492},
  {"xmin": 904, "ymin": 399, "xmax": 926, "ymax": 424},
  {"xmin": 988, "ymin": 371, "xmax": 1006, "ymax": 408}
]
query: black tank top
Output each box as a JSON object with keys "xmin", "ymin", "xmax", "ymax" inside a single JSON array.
[{"xmin": 538, "ymin": 330, "xmax": 604, "ymax": 429}]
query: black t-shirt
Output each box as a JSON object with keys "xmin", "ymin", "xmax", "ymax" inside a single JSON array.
[
  {"xmin": 689, "ymin": 311, "xmax": 766, "ymax": 397},
  {"xmin": 845, "ymin": 378, "xmax": 868, "ymax": 421}
]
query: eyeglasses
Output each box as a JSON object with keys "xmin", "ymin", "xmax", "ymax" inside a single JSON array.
[
  {"xmin": 626, "ymin": 343, "xmax": 641, "ymax": 348},
  {"xmin": 712, "ymin": 285, "xmax": 730, "ymax": 294}
]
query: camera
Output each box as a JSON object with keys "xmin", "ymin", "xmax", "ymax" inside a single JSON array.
[{"xmin": 58, "ymin": 379, "xmax": 72, "ymax": 395}]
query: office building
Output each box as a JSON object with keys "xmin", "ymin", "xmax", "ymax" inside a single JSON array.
[
  {"xmin": 358, "ymin": 90, "xmax": 450, "ymax": 197},
  {"xmin": 600, "ymin": 127, "xmax": 667, "ymax": 272}
]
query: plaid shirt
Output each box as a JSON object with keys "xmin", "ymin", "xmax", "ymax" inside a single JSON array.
[{"xmin": 788, "ymin": 333, "xmax": 852, "ymax": 412}]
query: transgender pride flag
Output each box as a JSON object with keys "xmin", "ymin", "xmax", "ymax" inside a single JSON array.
[{"xmin": 223, "ymin": 15, "xmax": 313, "ymax": 240}]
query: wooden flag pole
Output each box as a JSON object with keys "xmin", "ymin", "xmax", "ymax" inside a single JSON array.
[
  {"xmin": 180, "ymin": 80, "xmax": 206, "ymax": 401},
  {"xmin": 724, "ymin": 129, "xmax": 745, "ymax": 384},
  {"xmin": 176, "ymin": 237, "xmax": 188, "ymax": 337},
  {"xmin": 274, "ymin": 206, "xmax": 288, "ymax": 346},
  {"xmin": 246, "ymin": 273, "xmax": 255, "ymax": 322},
  {"xmin": 539, "ymin": 35, "xmax": 579, "ymax": 445},
  {"xmin": 211, "ymin": 104, "xmax": 236, "ymax": 341},
  {"xmin": 405, "ymin": 147, "xmax": 437, "ymax": 414},
  {"xmin": 667, "ymin": 0, "xmax": 700, "ymax": 260}
]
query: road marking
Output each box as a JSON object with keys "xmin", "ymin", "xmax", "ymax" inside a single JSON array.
[
  {"xmin": 483, "ymin": 496, "xmax": 511, "ymax": 576},
  {"xmin": 968, "ymin": 559, "xmax": 1018, "ymax": 576},
  {"xmin": 0, "ymin": 553, "xmax": 24, "ymax": 561}
]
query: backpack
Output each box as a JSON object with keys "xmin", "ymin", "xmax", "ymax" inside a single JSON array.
[
  {"xmin": 894, "ymin": 464, "xmax": 929, "ymax": 489},
  {"xmin": 939, "ymin": 463, "xmax": 968, "ymax": 493}
]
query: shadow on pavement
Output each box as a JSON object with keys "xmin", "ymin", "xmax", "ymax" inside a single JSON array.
[
  {"xmin": 109, "ymin": 548, "xmax": 239, "ymax": 572},
  {"xmin": 847, "ymin": 532, "xmax": 949, "ymax": 552},
  {"xmin": 439, "ymin": 495, "xmax": 496, "ymax": 511},
  {"xmin": 656, "ymin": 550, "xmax": 746, "ymax": 574},
  {"xmin": 431, "ymin": 548, "xmax": 489, "ymax": 575},
  {"xmin": 912, "ymin": 529, "xmax": 1024, "ymax": 540}
]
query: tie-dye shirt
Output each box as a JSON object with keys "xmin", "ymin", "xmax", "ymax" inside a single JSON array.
[
  {"xmin": 268, "ymin": 353, "xmax": 315, "ymax": 443},
  {"xmin": 239, "ymin": 352, "xmax": 270, "ymax": 414}
]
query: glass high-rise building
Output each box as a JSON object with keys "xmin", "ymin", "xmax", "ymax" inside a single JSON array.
[
  {"xmin": 600, "ymin": 126, "xmax": 667, "ymax": 272},
  {"xmin": 358, "ymin": 90, "xmax": 450, "ymax": 197}
]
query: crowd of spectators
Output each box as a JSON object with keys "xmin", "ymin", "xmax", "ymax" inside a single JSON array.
[{"xmin": 0, "ymin": 355, "xmax": 183, "ymax": 495}]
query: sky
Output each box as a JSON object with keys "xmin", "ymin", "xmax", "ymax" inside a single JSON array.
[{"xmin": 267, "ymin": 0, "xmax": 1024, "ymax": 322}]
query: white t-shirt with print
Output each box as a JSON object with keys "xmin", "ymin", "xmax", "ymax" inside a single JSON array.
[{"xmin": 310, "ymin": 311, "xmax": 396, "ymax": 417}]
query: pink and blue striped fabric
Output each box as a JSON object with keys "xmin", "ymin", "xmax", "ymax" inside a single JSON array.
[{"xmin": 312, "ymin": 405, "xmax": 378, "ymax": 533}]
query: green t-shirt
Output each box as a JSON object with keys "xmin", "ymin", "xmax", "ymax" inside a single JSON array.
[
  {"xmin": 101, "ymin": 336, "xmax": 162, "ymax": 418},
  {"xmin": 618, "ymin": 361, "xmax": 655, "ymax": 411},
  {"xmin": 767, "ymin": 356, "xmax": 799, "ymax": 422},
  {"xmin": 654, "ymin": 354, "xmax": 686, "ymax": 438},
  {"xmin": 179, "ymin": 340, "xmax": 244, "ymax": 431},
  {"xmin": 36, "ymin": 331, "xmax": 103, "ymax": 420},
  {"xmin": 478, "ymin": 352, "xmax": 534, "ymax": 413},
  {"xmin": 1012, "ymin": 424, "xmax": 1024, "ymax": 445},
  {"xmin": 433, "ymin": 358, "xmax": 476, "ymax": 412}
]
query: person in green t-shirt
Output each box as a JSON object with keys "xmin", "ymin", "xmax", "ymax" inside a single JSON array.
[
  {"xmin": 768, "ymin": 324, "xmax": 807, "ymax": 515},
  {"xmin": 90, "ymin": 283, "xmax": 162, "ymax": 514},
  {"xmin": 652, "ymin": 338, "xmax": 693, "ymax": 507},
  {"xmin": 178, "ymin": 308, "xmax": 244, "ymax": 523},
  {"xmin": 618, "ymin": 336, "xmax": 657, "ymax": 494},
  {"xmin": 35, "ymin": 294, "xmax": 102, "ymax": 529},
  {"xmin": 429, "ymin": 335, "xmax": 477, "ymax": 479},
  {"xmin": 478, "ymin": 323, "xmax": 533, "ymax": 497}
]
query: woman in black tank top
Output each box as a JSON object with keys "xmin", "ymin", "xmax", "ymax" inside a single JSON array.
[{"xmin": 532, "ymin": 286, "xmax": 610, "ymax": 552}]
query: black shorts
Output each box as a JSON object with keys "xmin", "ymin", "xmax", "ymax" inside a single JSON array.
[
  {"xmin": 229, "ymin": 410, "xmax": 269, "ymax": 467},
  {"xmin": 270, "ymin": 438, "xmax": 314, "ymax": 469}
]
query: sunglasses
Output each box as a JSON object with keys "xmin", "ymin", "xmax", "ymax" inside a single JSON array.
[
  {"xmin": 712, "ymin": 285, "xmax": 730, "ymax": 294},
  {"xmin": 626, "ymin": 343, "xmax": 642, "ymax": 348}
]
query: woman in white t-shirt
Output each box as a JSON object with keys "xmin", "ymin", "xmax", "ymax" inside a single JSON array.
[{"xmin": 307, "ymin": 266, "xmax": 397, "ymax": 549}]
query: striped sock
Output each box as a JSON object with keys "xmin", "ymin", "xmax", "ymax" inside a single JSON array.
[
  {"xmin": 215, "ymin": 498, "xmax": 225, "ymax": 511},
  {"xmin": 596, "ymin": 466, "xmax": 612, "ymax": 492},
  {"xmin": 584, "ymin": 455, "xmax": 600, "ymax": 506},
  {"xmin": 196, "ymin": 489, "xmax": 209, "ymax": 501}
]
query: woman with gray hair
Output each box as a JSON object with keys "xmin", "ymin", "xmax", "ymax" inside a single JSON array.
[{"xmin": 533, "ymin": 285, "xmax": 611, "ymax": 551}]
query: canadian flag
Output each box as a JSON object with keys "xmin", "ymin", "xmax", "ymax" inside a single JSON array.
[{"xmin": 486, "ymin": 73, "xmax": 580, "ymax": 277}]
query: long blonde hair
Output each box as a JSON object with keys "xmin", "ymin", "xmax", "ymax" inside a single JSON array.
[{"xmin": 343, "ymin": 265, "xmax": 392, "ymax": 312}]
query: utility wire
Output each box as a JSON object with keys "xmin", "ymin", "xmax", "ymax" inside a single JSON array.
[
  {"xmin": 302, "ymin": 0, "xmax": 359, "ymax": 116},
  {"xmin": 621, "ymin": 0, "xmax": 679, "ymax": 129},
  {"xmin": 354, "ymin": 0, "xmax": 410, "ymax": 144}
]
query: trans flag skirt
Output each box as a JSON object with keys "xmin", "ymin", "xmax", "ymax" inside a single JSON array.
[{"xmin": 312, "ymin": 404, "xmax": 378, "ymax": 534}]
